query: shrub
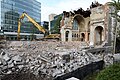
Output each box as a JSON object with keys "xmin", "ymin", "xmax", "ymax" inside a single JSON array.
[{"xmin": 96, "ymin": 63, "xmax": 120, "ymax": 80}]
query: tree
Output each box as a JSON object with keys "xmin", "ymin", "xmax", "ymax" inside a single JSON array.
[
  {"xmin": 108, "ymin": 0, "xmax": 120, "ymax": 22},
  {"xmin": 108, "ymin": 0, "xmax": 120, "ymax": 54},
  {"xmin": 51, "ymin": 16, "xmax": 62, "ymax": 34}
]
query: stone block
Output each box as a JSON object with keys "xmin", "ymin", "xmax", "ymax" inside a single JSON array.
[
  {"xmin": 2, "ymin": 54, "xmax": 10, "ymax": 61},
  {"xmin": 12, "ymin": 55, "xmax": 22, "ymax": 62},
  {"xmin": 66, "ymin": 77, "xmax": 79, "ymax": 80}
]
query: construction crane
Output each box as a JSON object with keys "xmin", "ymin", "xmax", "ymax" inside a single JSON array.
[
  {"xmin": 17, "ymin": 12, "xmax": 60, "ymax": 40},
  {"xmin": 17, "ymin": 12, "xmax": 47, "ymax": 40}
]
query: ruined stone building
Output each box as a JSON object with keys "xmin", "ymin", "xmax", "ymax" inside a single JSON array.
[{"xmin": 60, "ymin": 2, "xmax": 115, "ymax": 46}]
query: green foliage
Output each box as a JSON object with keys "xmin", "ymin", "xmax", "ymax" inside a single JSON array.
[
  {"xmin": 96, "ymin": 63, "xmax": 120, "ymax": 80},
  {"xmin": 108, "ymin": 0, "xmax": 120, "ymax": 40},
  {"xmin": 108, "ymin": 0, "xmax": 120, "ymax": 10},
  {"xmin": 51, "ymin": 16, "xmax": 62, "ymax": 34},
  {"xmin": 108, "ymin": 0, "xmax": 120, "ymax": 22}
]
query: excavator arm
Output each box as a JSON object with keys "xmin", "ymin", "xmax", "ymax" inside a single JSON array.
[{"xmin": 17, "ymin": 12, "xmax": 46, "ymax": 40}]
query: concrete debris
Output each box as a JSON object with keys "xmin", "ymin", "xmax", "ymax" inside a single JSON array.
[
  {"xmin": 66, "ymin": 77, "xmax": 79, "ymax": 80},
  {"xmin": 12, "ymin": 55, "xmax": 22, "ymax": 62},
  {"xmin": 2, "ymin": 53, "xmax": 10, "ymax": 61},
  {"xmin": 104, "ymin": 53, "xmax": 114, "ymax": 66},
  {"xmin": 0, "ymin": 41, "xmax": 113, "ymax": 79},
  {"xmin": 0, "ymin": 51, "xmax": 112, "ymax": 78},
  {"xmin": 113, "ymin": 54, "xmax": 120, "ymax": 63}
]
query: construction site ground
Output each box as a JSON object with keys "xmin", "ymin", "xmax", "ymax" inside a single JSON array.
[{"xmin": 0, "ymin": 41, "xmax": 113, "ymax": 80}]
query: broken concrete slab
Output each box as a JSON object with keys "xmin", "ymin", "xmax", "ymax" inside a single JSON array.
[{"xmin": 66, "ymin": 77, "xmax": 79, "ymax": 80}]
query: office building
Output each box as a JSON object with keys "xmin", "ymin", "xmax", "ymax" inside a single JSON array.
[
  {"xmin": 0, "ymin": 0, "xmax": 42, "ymax": 40},
  {"xmin": 49, "ymin": 14, "xmax": 63, "ymax": 34}
]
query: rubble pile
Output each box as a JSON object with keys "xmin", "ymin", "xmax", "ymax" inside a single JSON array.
[
  {"xmin": 104, "ymin": 53, "xmax": 114, "ymax": 66},
  {"xmin": 0, "ymin": 51, "xmax": 112, "ymax": 78},
  {"xmin": 0, "ymin": 49, "xmax": 101, "ymax": 78},
  {"xmin": 0, "ymin": 41, "xmax": 113, "ymax": 79},
  {"xmin": 4, "ymin": 41, "xmax": 88, "ymax": 57}
]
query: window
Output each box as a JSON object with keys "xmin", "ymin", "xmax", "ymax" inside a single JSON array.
[{"xmin": 73, "ymin": 19, "xmax": 79, "ymax": 30}]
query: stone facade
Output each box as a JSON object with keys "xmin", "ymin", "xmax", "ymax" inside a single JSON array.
[{"xmin": 60, "ymin": 3, "xmax": 114, "ymax": 46}]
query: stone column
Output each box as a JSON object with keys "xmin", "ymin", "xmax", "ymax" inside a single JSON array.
[
  {"xmin": 68, "ymin": 30, "xmax": 72, "ymax": 41},
  {"xmin": 60, "ymin": 27, "xmax": 65, "ymax": 41},
  {"xmin": 90, "ymin": 25, "xmax": 94, "ymax": 46},
  {"xmin": 85, "ymin": 32, "xmax": 88, "ymax": 42}
]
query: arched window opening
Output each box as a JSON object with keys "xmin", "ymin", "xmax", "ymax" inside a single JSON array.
[
  {"xmin": 95, "ymin": 26, "xmax": 104, "ymax": 45},
  {"xmin": 73, "ymin": 19, "xmax": 79, "ymax": 30},
  {"xmin": 66, "ymin": 31, "xmax": 69, "ymax": 41},
  {"xmin": 81, "ymin": 33, "xmax": 85, "ymax": 41}
]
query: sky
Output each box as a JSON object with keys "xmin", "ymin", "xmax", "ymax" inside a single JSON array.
[{"xmin": 37, "ymin": 0, "xmax": 111, "ymax": 22}]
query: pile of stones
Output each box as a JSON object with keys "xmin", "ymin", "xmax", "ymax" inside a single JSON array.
[
  {"xmin": 0, "ymin": 48, "xmax": 113, "ymax": 79},
  {"xmin": 0, "ymin": 41, "xmax": 114, "ymax": 79}
]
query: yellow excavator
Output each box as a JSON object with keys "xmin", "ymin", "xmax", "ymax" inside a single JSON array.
[{"xmin": 17, "ymin": 12, "xmax": 60, "ymax": 40}]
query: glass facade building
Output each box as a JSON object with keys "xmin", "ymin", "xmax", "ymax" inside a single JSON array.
[
  {"xmin": 50, "ymin": 14, "xmax": 63, "ymax": 34},
  {"xmin": 0, "ymin": 0, "xmax": 42, "ymax": 40}
]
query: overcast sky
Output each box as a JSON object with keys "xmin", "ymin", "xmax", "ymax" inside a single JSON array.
[{"xmin": 37, "ymin": 0, "xmax": 111, "ymax": 22}]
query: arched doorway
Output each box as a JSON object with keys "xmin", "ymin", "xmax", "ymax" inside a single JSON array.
[
  {"xmin": 94, "ymin": 26, "xmax": 104, "ymax": 45},
  {"xmin": 81, "ymin": 33, "xmax": 85, "ymax": 41},
  {"xmin": 65, "ymin": 31, "xmax": 69, "ymax": 41}
]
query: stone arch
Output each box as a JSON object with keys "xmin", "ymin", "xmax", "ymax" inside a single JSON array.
[
  {"xmin": 72, "ymin": 14, "xmax": 85, "ymax": 31},
  {"xmin": 60, "ymin": 26, "xmax": 72, "ymax": 41},
  {"xmin": 64, "ymin": 29, "xmax": 72, "ymax": 41},
  {"xmin": 94, "ymin": 26, "xmax": 104, "ymax": 45},
  {"xmin": 71, "ymin": 14, "xmax": 85, "ymax": 41}
]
